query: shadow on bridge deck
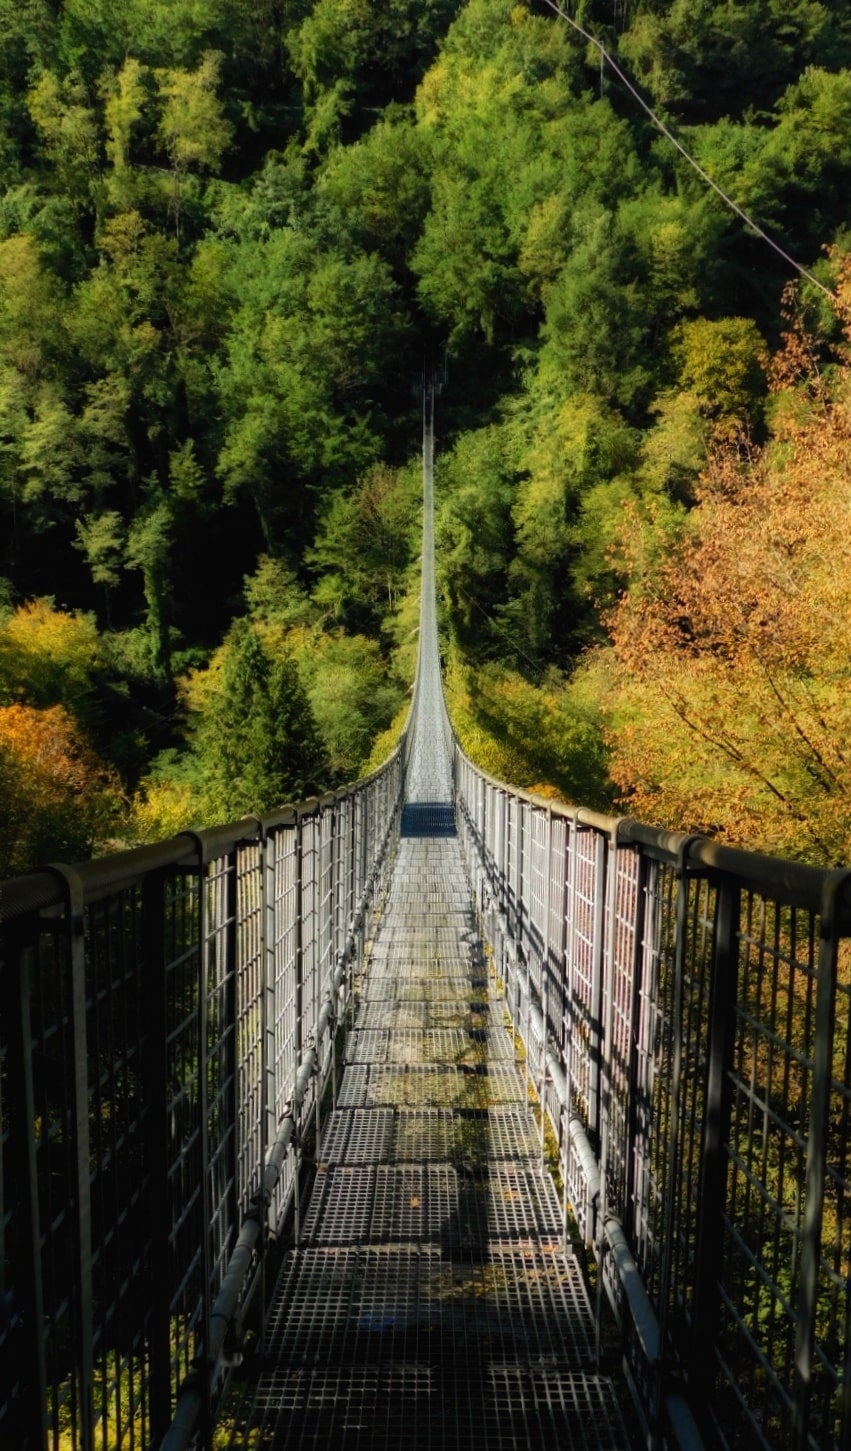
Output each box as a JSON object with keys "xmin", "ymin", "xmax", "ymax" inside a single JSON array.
[
  {"xmin": 214, "ymin": 797, "xmax": 639, "ymax": 1449},
  {"xmin": 400, "ymin": 801, "xmax": 457, "ymax": 838}
]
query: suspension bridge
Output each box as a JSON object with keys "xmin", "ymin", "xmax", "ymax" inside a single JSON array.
[{"xmin": 1, "ymin": 388, "xmax": 849, "ymax": 1451}]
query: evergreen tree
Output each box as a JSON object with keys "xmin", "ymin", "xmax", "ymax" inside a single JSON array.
[{"xmin": 195, "ymin": 618, "xmax": 326, "ymax": 820}]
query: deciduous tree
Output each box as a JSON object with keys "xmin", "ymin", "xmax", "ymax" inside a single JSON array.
[
  {"xmin": 0, "ymin": 701, "xmax": 119, "ymax": 874},
  {"xmin": 604, "ymin": 272, "xmax": 851, "ymax": 861}
]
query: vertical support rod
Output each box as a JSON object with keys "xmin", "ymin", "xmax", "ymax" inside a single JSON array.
[
  {"xmin": 225, "ymin": 847, "xmax": 239, "ymax": 1240},
  {"xmin": 143, "ymin": 870, "xmax": 173, "ymax": 1442},
  {"xmin": 348, "ymin": 794, "xmax": 357, "ymax": 1006},
  {"xmin": 195, "ymin": 846, "xmax": 214, "ymax": 1446},
  {"xmin": 792, "ymin": 871, "xmax": 851, "ymax": 1449},
  {"xmin": 689, "ymin": 876, "xmax": 740, "ymax": 1423},
  {"xmin": 293, "ymin": 819, "xmax": 304, "ymax": 1244},
  {"xmin": 499, "ymin": 789, "xmax": 508, "ymax": 927},
  {"xmin": 540, "ymin": 965, "xmax": 550, "ymax": 1159},
  {"xmin": 258, "ymin": 827, "xmax": 272, "ymax": 1356},
  {"xmin": 6, "ymin": 919, "xmax": 48, "ymax": 1448},
  {"xmin": 557, "ymin": 819, "xmax": 573, "ymax": 1252},
  {"xmin": 624, "ymin": 850, "xmax": 650, "ymax": 1246},
  {"xmin": 63, "ymin": 867, "xmax": 94, "ymax": 1451},
  {"xmin": 588, "ymin": 831, "xmax": 608, "ymax": 1154},
  {"xmin": 653, "ymin": 842, "xmax": 700, "ymax": 1446},
  {"xmin": 598, "ymin": 827, "xmax": 622, "ymax": 1231},
  {"xmin": 360, "ymin": 794, "xmax": 369, "ymax": 924}
]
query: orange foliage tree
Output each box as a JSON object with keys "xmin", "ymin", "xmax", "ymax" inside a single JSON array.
[
  {"xmin": 604, "ymin": 268, "xmax": 851, "ymax": 863},
  {"xmin": 0, "ymin": 703, "xmax": 120, "ymax": 876}
]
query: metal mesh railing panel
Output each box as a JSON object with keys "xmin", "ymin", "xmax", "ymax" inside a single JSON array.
[
  {"xmin": 270, "ymin": 825, "xmax": 298, "ymax": 1131},
  {"xmin": 601, "ymin": 847, "xmax": 640, "ymax": 1222},
  {"xmin": 1, "ymin": 744, "xmax": 403, "ymax": 1448},
  {"xmin": 236, "ymin": 841, "xmax": 264, "ymax": 1217},
  {"xmin": 712, "ymin": 897, "xmax": 833, "ymax": 1448},
  {"xmin": 454, "ymin": 738, "xmax": 851, "ymax": 1450}
]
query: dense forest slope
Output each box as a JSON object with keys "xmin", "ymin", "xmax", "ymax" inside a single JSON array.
[{"xmin": 1, "ymin": 0, "xmax": 850, "ymax": 872}]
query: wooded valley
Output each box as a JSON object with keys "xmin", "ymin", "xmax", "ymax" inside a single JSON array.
[{"xmin": 2, "ymin": 0, "xmax": 851, "ymax": 872}]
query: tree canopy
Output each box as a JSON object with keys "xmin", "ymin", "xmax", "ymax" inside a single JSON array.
[{"xmin": 1, "ymin": 0, "xmax": 850, "ymax": 868}]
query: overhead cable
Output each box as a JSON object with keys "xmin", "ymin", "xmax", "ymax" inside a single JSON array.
[{"xmin": 540, "ymin": 0, "xmax": 837, "ymax": 301}]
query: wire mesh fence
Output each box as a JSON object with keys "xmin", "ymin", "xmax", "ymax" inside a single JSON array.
[
  {"xmin": 0, "ymin": 754, "xmax": 405, "ymax": 1451},
  {"xmin": 454, "ymin": 754, "xmax": 851, "ymax": 1451}
]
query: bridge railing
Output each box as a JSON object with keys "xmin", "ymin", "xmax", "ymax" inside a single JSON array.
[
  {"xmin": 453, "ymin": 745, "xmax": 851, "ymax": 1451},
  {"xmin": 0, "ymin": 743, "xmax": 406, "ymax": 1451}
]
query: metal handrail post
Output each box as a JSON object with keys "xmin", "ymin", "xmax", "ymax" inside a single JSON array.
[
  {"xmin": 623, "ymin": 848, "xmax": 650, "ymax": 1249},
  {"xmin": 142, "ymin": 868, "xmax": 174, "ymax": 1441},
  {"xmin": 588, "ymin": 830, "xmax": 608, "ymax": 1156},
  {"xmin": 195, "ymin": 840, "xmax": 215, "ymax": 1445},
  {"xmin": 292, "ymin": 818, "xmax": 304, "ymax": 1244},
  {"xmin": 792, "ymin": 870, "xmax": 851, "ymax": 1449},
  {"xmin": 689, "ymin": 874, "xmax": 740, "ymax": 1425},
  {"xmin": 5, "ymin": 915, "xmax": 49, "ymax": 1448},
  {"xmin": 652, "ymin": 840, "xmax": 705, "ymax": 1447},
  {"xmin": 598, "ymin": 823, "xmax": 626, "ymax": 1237},
  {"xmin": 50, "ymin": 864, "xmax": 95, "ymax": 1451},
  {"xmin": 257, "ymin": 824, "xmax": 273, "ymax": 1356},
  {"xmin": 225, "ymin": 845, "xmax": 239, "ymax": 1263}
]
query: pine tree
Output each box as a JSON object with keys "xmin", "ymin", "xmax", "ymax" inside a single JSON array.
[{"xmin": 196, "ymin": 619, "xmax": 326, "ymax": 820}]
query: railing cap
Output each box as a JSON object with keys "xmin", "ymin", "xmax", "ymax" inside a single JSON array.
[{"xmin": 455, "ymin": 739, "xmax": 851, "ymax": 920}]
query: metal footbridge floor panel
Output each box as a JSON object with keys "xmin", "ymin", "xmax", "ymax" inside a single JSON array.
[
  {"xmin": 218, "ymin": 817, "xmax": 636, "ymax": 1448},
  {"xmin": 214, "ymin": 400, "xmax": 637, "ymax": 1448}
]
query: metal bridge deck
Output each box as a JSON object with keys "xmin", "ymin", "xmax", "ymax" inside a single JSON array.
[
  {"xmin": 214, "ymin": 818, "xmax": 633, "ymax": 1439},
  {"xmin": 215, "ymin": 801, "xmax": 636, "ymax": 1449},
  {"xmin": 213, "ymin": 399, "xmax": 636, "ymax": 1447}
]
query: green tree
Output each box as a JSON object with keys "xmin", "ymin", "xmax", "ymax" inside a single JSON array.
[
  {"xmin": 299, "ymin": 631, "xmax": 404, "ymax": 780},
  {"xmin": 125, "ymin": 493, "xmax": 173, "ymax": 679},
  {"xmin": 27, "ymin": 69, "xmax": 101, "ymax": 219},
  {"xmin": 618, "ymin": 0, "xmax": 851, "ymax": 123},
  {"xmin": 317, "ymin": 112, "xmax": 432, "ymax": 264},
  {"xmin": 287, "ymin": 0, "xmax": 459, "ymax": 147},
  {"xmin": 192, "ymin": 619, "xmax": 327, "ymax": 819},
  {"xmin": 308, "ymin": 462, "xmax": 420, "ymax": 633},
  {"xmin": 0, "ymin": 0, "xmax": 57, "ymax": 184},
  {"xmin": 244, "ymin": 554, "xmax": 316, "ymax": 629},
  {"xmin": 435, "ymin": 424, "xmax": 516, "ymax": 658},
  {"xmin": 216, "ymin": 228, "xmax": 405, "ymax": 545},
  {"xmin": 506, "ymin": 382, "xmax": 641, "ymax": 655},
  {"xmin": 0, "ymin": 231, "xmax": 64, "ymax": 379},
  {"xmin": 155, "ymin": 51, "xmax": 232, "ymax": 236}
]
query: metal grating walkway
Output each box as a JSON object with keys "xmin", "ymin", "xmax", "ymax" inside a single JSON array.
[
  {"xmin": 216, "ymin": 808, "xmax": 635, "ymax": 1448},
  {"xmin": 213, "ymin": 396, "xmax": 637, "ymax": 1448}
]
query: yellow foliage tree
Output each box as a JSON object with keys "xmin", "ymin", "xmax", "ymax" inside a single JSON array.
[
  {"xmin": 0, "ymin": 703, "xmax": 120, "ymax": 875},
  {"xmin": 0, "ymin": 598, "xmax": 100, "ymax": 714},
  {"xmin": 604, "ymin": 269, "xmax": 851, "ymax": 863}
]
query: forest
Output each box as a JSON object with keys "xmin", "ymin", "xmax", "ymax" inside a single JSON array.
[{"xmin": 2, "ymin": 0, "xmax": 851, "ymax": 874}]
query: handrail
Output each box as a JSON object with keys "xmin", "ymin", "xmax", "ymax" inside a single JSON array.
[
  {"xmin": 446, "ymin": 754, "xmax": 841, "ymax": 916},
  {"xmin": 452, "ymin": 734, "xmax": 851, "ymax": 1451},
  {"xmin": 0, "ymin": 734, "xmax": 409, "ymax": 1451}
]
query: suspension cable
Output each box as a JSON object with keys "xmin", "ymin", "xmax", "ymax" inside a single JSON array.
[{"xmin": 539, "ymin": 0, "xmax": 837, "ymax": 301}]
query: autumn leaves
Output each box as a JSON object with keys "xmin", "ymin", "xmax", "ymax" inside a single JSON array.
[{"xmin": 605, "ymin": 271, "xmax": 851, "ymax": 862}]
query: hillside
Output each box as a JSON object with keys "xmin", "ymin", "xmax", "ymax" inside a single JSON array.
[{"xmin": 2, "ymin": 0, "xmax": 850, "ymax": 871}]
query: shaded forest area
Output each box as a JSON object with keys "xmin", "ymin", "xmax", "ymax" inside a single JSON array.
[{"xmin": 2, "ymin": 0, "xmax": 851, "ymax": 872}]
